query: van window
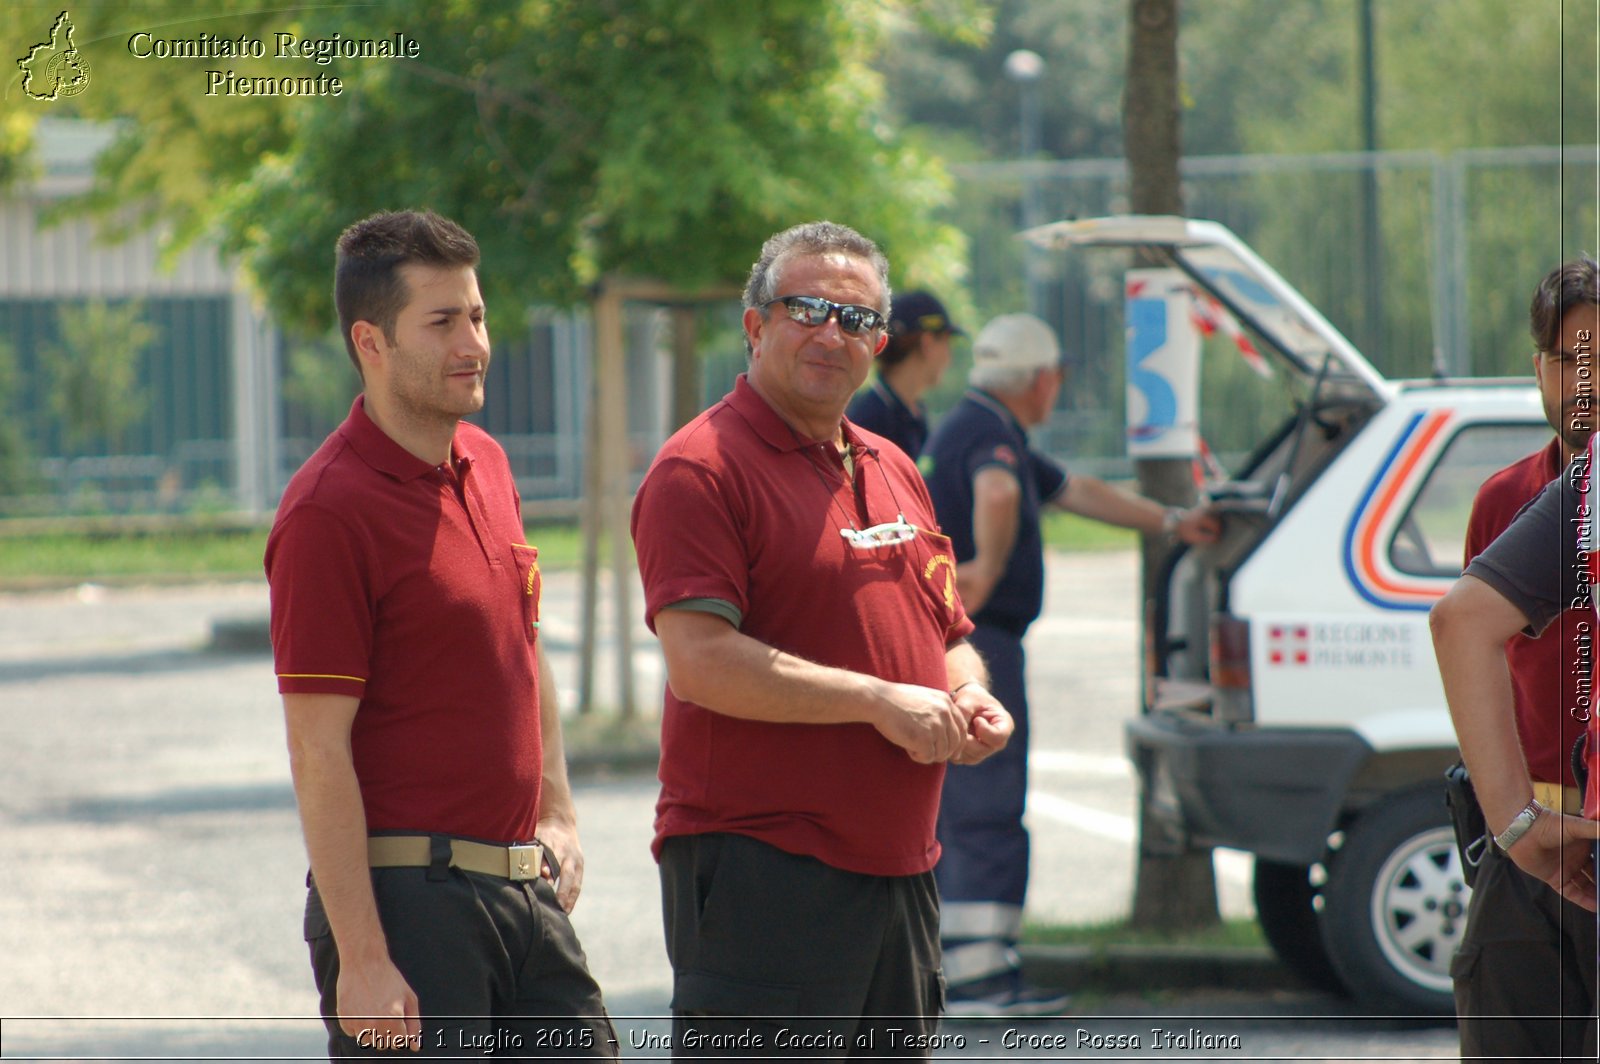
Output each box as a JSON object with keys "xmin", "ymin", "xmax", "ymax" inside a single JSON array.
[{"xmin": 1390, "ymin": 422, "xmax": 1551, "ymax": 577}]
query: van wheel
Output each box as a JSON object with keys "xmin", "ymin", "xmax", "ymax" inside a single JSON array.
[
  {"xmin": 1319, "ymin": 789, "xmax": 1469, "ymax": 1014},
  {"xmin": 1252, "ymin": 860, "xmax": 1344, "ymax": 995}
]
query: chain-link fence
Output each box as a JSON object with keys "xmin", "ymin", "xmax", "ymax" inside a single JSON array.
[{"xmin": 3, "ymin": 146, "xmax": 1594, "ymax": 518}]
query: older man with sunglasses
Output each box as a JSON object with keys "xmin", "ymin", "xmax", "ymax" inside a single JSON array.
[{"xmin": 631, "ymin": 220, "xmax": 1014, "ymax": 1058}]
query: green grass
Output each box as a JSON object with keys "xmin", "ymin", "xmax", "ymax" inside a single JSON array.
[
  {"xmin": 0, "ymin": 509, "xmax": 1125, "ymax": 587},
  {"xmin": 0, "ymin": 520, "xmax": 590, "ymax": 585},
  {"xmin": 1041, "ymin": 510, "xmax": 1141, "ymax": 552},
  {"xmin": 1023, "ymin": 917, "xmax": 1265, "ymax": 951},
  {"xmin": 0, "ymin": 527, "xmax": 272, "ymax": 583}
]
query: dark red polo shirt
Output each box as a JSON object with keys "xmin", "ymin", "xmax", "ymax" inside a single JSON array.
[
  {"xmin": 265, "ymin": 396, "xmax": 544, "ymax": 843},
  {"xmin": 1464, "ymin": 437, "xmax": 1583, "ymax": 788},
  {"xmin": 631, "ymin": 375, "xmax": 974, "ymax": 876}
]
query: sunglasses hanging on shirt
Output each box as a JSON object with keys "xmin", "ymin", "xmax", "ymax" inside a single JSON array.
[{"xmin": 789, "ymin": 429, "xmax": 920, "ymax": 553}]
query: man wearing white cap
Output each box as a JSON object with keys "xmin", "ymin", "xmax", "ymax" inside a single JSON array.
[{"xmin": 922, "ymin": 313, "xmax": 1219, "ymax": 1015}]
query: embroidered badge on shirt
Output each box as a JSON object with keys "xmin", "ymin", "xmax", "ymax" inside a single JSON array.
[{"xmin": 923, "ymin": 554, "xmax": 957, "ymax": 609}]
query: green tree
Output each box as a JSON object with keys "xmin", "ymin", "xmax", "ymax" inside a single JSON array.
[
  {"xmin": 880, "ymin": 0, "xmax": 1126, "ymax": 163},
  {"xmin": 3, "ymin": 0, "xmax": 980, "ymax": 332},
  {"xmin": 0, "ymin": 337, "xmax": 36, "ymax": 497},
  {"xmin": 44, "ymin": 300, "xmax": 156, "ymax": 451},
  {"xmin": 1181, "ymin": 0, "xmax": 1599, "ymax": 378},
  {"xmin": 1, "ymin": 1, "xmax": 304, "ymax": 250},
  {"xmin": 281, "ymin": 331, "xmax": 360, "ymax": 428}
]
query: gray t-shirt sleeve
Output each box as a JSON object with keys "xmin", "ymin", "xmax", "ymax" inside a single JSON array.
[
  {"xmin": 1463, "ymin": 456, "xmax": 1590, "ymax": 637},
  {"xmin": 660, "ymin": 597, "xmax": 742, "ymax": 629}
]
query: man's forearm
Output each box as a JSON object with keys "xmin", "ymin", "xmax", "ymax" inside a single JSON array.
[
  {"xmin": 945, "ymin": 640, "xmax": 989, "ymax": 693},
  {"xmin": 955, "ymin": 560, "xmax": 1001, "ymax": 616},
  {"xmin": 535, "ymin": 644, "xmax": 577, "ymax": 828},
  {"xmin": 289, "ymin": 742, "xmax": 390, "ymax": 966},
  {"xmin": 1438, "ymin": 642, "xmax": 1532, "ymax": 831},
  {"xmin": 658, "ymin": 609, "xmax": 892, "ymax": 724},
  {"xmin": 1431, "ymin": 580, "xmax": 1537, "ymax": 832},
  {"xmin": 656, "ymin": 608, "xmax": 967, "ymax": 764},
  {"xmin": 1060, "ymin": 475, "xmax": 1167, "ymax": 533}
]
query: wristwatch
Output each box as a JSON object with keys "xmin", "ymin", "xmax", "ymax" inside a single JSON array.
[
  {"xmin": 1493, "ymin": 797, "xmax": 1545, "ymax": 852},
  {"xmin": 1161, "ymin": 507, "xmax": 1184, "ymax": 535}
]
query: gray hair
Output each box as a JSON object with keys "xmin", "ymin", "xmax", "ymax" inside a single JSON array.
[
  {"xmin": 969, "ymin": 363, "xmax": 1046, "ymax": 394},
  {"xmin": 743, "ymin": 220, "xmax": 891, "ymax": 315}
]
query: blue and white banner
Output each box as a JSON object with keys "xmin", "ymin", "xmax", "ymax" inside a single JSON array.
[{"xmin": 1124, "ymin": 268, "xmax": 1200, "ymax": 459}]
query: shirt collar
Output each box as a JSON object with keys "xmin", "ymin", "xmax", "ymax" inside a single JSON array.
[
  {"xmin": 727, "ymin": 374, "xmax": 849, "ymax": 455},
  {"xmin": 340, "ymin": 394, "xmax": 477, "ymax": 483},
  {"xmin": 966, "ymin": 388, "xmax": 1029, "ymax": 437},
  {"xmin": 1541, "ymin": 435, "xmax": 1567, "ymax": 477},
  {"xmin": 871, "ymin": 377, "xmax": 922, "ymax": 418}
]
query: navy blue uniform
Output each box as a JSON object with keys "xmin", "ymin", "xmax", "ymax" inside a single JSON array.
[
  {"xmin": 846, "ymin": 378, "xmax": 929, "ymax": 461},
  {"xmin": 921, "ymin": 389, "xmax": 1067, "ymax": 996}
]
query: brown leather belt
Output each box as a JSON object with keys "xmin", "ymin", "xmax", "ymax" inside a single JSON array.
[
  {"xmin": 1532, "ymin": 781, "xmax": 1584, "ymax": 816},
  {"xmin": 367, "ymin": 836, "xmax": 544, "ymax": 882}
]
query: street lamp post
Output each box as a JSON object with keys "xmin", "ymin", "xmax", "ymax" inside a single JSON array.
[{"xmin": 1005, "ymin": 49, "xmax": 1047, "ymax": 318}]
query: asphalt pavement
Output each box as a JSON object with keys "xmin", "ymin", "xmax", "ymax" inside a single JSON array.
[{"xmin": 0, "ymin": 551, "xmax": 1456, "ymax": 1061}]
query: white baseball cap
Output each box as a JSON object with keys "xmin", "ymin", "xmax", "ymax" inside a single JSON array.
[{"xmin": 972, "ymin": 313, "xmax": 1061, "ymax": 372}]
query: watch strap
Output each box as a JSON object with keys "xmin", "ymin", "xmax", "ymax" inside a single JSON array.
[{"xmin": 1493, "ymin": 797, "xmax": 1545, "ymax": 852}]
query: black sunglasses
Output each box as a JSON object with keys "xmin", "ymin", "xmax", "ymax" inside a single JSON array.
[{"xmin": 763, "ymin": 295, "xmax": 886, "ymax": 335}]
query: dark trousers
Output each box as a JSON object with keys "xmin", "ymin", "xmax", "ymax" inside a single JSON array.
[
  {"xmin": 1451, "ymin": 840, "xmax": 1598, "ymax": 1061},
  {"xmin": 658, "ymin": 832, "xmax": 944, "ymax": 1060},
  {"xmin": 934, "ymin": 623, "xmax": 1030, "ymax": 987},
  {"xmin": 306, "ymin": 866, "xmax": 618, "ymax": 1060}
]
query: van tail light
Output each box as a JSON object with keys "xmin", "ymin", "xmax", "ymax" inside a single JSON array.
[
  {"xmin": 1143, "ymin": 599, "xmax": 1160, "ymax": 685},
  {"xmin": 1210, "ymin": 612, "xmax": 1255, "ymax": 723},
  {"xmin": 1210, "ymin": 613, "xmax": 1252, "ymax": 690},
  {"xmin": 1216, "ymin": 614, "xmax": 1254, "ymax": 723}
]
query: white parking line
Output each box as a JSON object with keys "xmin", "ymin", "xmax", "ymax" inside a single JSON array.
[
  {"xmin": 1029, "ymin": 749, "xmax": 1132, "ymax": 777},
  {"xmin": 1026, "ymin": 789, "xmax": 1254, "ymax": 889},
  {"xmin": 1026, "ymin": 790, "xmax": 1136, "ymax": 842}
]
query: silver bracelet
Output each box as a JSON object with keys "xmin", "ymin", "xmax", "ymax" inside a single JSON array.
[{"xmin": 1493, "ymin": 797, "xmax": 1545, "ymax": 852}]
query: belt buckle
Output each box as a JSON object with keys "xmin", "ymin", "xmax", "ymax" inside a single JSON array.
[{"xmin": 508, "ymin": 843, "xmax": 542, "ymax": 882}]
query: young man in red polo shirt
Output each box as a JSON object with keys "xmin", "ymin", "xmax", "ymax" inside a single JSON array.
[
  {"xmin": 266, "ymin": 210, "xmax": 615, "ymax": 1059},
  {"xmin": 632, "ymin": 220, "xmax": 1014, "ymax": 1055},
  {"xmin": 1434, "ymin": 257, "xmax": 1600, "ymax": 1059}
]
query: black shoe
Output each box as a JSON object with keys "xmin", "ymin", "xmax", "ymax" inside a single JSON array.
[{"xmin": 944, "ymin": 972, "xmax": 1071, "ymax": 1018}]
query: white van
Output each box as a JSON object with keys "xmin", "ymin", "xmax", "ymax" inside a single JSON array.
[{"xmin": 1025, "ymin": 216, "xmax": 1548, "ymax": 1014}]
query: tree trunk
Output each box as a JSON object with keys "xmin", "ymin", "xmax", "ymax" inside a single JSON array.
[
  {"xmin": 669, "ymin": 306, "xmax": 702, "ymax": 432},
  {"xmin": 1123, "ymin": 0, "xmax": 1222, "ymax": 933}
]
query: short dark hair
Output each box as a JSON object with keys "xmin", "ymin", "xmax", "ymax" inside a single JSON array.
[
  {"xmin": 878, "ymin": 330, "xmax": 922, "ymax": 369},
  {"xmin": 334, "ymin": 210, "xmax": 481, "ymax": 372},
  {"xmin": 1530, "ymin": 255, "xmax": 1600, "ymax": 354}
]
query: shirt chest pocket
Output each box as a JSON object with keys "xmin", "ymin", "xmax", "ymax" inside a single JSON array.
[
  {"xmin": 510, "ymin": 543, "xmax": 541, "ymax": 643},
  {"xmin": 914, "ymin": 529, "xmax": 962, "ymax": 629}
]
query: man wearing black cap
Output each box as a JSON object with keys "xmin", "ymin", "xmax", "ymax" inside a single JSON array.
[{"xmin": 846, "ymin": 290, "xmax": 963, "ymax": 459}]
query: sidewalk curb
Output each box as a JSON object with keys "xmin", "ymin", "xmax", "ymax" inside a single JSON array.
[
  {"xmin": 207, "ymin": 613, "xmax": 272, "ymax": 653},
  {"xmin": 1020, "ymin": 944, "xmax": 1289, "ymax": 994}
]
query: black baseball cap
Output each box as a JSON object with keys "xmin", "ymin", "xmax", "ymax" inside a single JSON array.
[{"xmin": 888, "ymin": 291, "xmax": 965, "ymax": 338}]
